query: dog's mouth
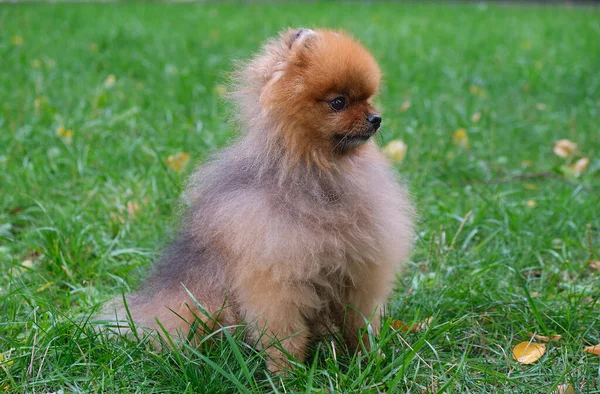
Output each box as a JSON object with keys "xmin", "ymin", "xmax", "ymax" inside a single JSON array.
[{"xmin": 332, "ymin": 131, "xmax": 375, "ymax": 153}]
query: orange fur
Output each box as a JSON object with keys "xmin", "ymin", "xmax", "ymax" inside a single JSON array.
[{"xmin": 98, "ymin": 28, "xmax": 415, "ymax": 373}]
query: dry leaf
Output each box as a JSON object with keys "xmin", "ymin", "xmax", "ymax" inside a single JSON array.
[
  {"xmin": 528, "ymin": 332, "xmax": 562, "ymax": 342},
  {"xmin": 36, "ymin": 281, "xmax": 54, "ymax": 293},
  {"xmin": 391, "ymin": 317, "xmax": 432, "ymax": 333},
  {"xmin": 554, "ymin": 384, "xmax": 575, "ymax": 394},
  {"xmin": 383, "ymin": 140, "xmax": 408, "ymax": 163},
  {"xmin": 471, "ymin": 111, "xmax": 481, "ymax": 123},
  {"xmin": 104, "ymin": 74, "xmax": 117, "ymax": 88},
  {"xmin": 571, "ymin": 157, "xmax": 590, "ymax": 175},
  {"xmin": 584, "ymin": 344, "xmax": 600, "ymax": 356},
  {"xmin": 525, "ymin": 200, "xmax": 537, "ymax": 208},
  {"xmin": 553, "ymin": 139, "xmax": 577, "ymax": 158},
  {"xmin": 127, "ymin": 201, "xmax": 140, "ymax": 218},
  {"xmin": 452, "ymin": 128, "xmax": 469, "ymax": 149},
  {"xmin": 512, "ymin": 341, "xmax": 546, "ymax": 364},
  {"xmin": 589, "ymin": 261, "xmax": 600, "ymax": 271},
  {"xmin": 399, "ymin": 100, "xmax": 411, "ymax": 113},
  {"xmin": 167, "ymin": 152, "xmax": 190, "ymax": 171}
]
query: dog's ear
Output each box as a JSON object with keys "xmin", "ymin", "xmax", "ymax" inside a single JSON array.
[
  {"xmin": 287, "ymin": 28, "xmax": 315, "ymax": 49},
  {"xmin": 285, "ymin": 28, "xmax": 316, "ymax": 69}
]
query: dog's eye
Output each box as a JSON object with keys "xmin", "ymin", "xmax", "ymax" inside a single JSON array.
[{"xmin": 329, "ymin": 97, "xmax": 347, "ymax": 112}]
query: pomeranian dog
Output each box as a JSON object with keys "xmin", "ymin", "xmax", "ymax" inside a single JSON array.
[{"xmin": 100, "ymin": 28, "xmax": 415, "ymax": 373}]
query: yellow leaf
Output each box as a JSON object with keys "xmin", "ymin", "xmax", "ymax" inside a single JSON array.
[
  {"xmin": 553, "ymin": 139, "xmax": 577, "ymax": 158},
  {"xmin": 452, "ymin": 128, "xmax": 469, "ymax": 149},
  {"xmin": 36, "ymin": 281, "xmax": 54, "ymax": 293},
  {"xmin": 571, "ymin": 157, "xmax": 590, "ymax": 175},
  {"xmin": 399, "ymin": 100, "xmax": 411, "ymax": 113},
  {"xmin": 56, "ymin": 126, "xmax": 74, "ymax": 144},
  {"xmin": 471, "ymin": 111, "xmax": 481, "ymax": 124},
  {"xmin": 554, "ymin": 384, "xmax": 575, "ymax": 394},
  {"xmin": 167, "ymin": 152, "xmax": 190, "ymax": 171},
  {"xmin": 584, "ymin": 344, "xmax": 600, "ymax": 356},
  {"xmin": 525, "ymin": 200, "xmax": 537, "ymax": 208},
  {"xmin": 11, "ymin": 35, "xmax": 24, "ymax": 46},
  {"xmin": 383, "ymin": 140, "xmax": 408, "ymax": 163},
  {"xmin": 104, "ymin": 74, "xmax": 117, "ymax": 88},
  {"xmin": 527, "ymin": 332, "xmax": 562, "ymax": 342},
  {"xmin": 512, "ymin": 341, "xmax": 546, "ymax": 364}
]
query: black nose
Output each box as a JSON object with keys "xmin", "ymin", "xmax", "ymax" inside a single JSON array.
[{"xmin": 367, "ymin": 114, "xmax": 382, "ymax": 129}]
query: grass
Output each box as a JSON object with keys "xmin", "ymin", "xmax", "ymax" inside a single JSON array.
[{"xmin": 1, "ymin": 2, "xmax": 599, "ymax": 392}]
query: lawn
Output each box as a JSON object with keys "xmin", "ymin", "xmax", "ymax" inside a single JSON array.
[{"xmin": 1, "ymin": 2, "xmax": 599, "ymax": 393}]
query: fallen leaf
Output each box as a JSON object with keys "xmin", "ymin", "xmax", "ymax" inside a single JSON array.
[
  {"xmin": 127, "ymin": 201, "xmax": 140, "ymax": 218},
  {"xmin": 589, "ymin": 261, "xmax": 600, "ymax": 271},
  {"xmin": 56, "ymin": 126, "xmax": 73, "ymax": 144},
  {"xmin": 553, "ymin": 140, "xmax": 577, "ymax": 158},
  {"xmin": 399, "ymin": 100, "xmax": 411, "ymax": 113},
  {"xmin": 383, "ymin": 140, "xmax": 408, "ymax": 163},
  {"xmin": 452, "ymin": 128, "xmax": 469, "ymax": 149},
  {"xmin": 527, "ymin": 332, "xmax": 562, "ymax": 342},
  {"xmin": 584, "ymin": 344, "xmax": 600, "ymax": 356},
  {"xmin": 571, "ymin": 157, "xmax": 590, "ymax": 175},
  {"xmin": 525, "ymin": 200, "xmax": 537, "ymax": 208},
  {"xmin": 36, "ymin": 281, "xmax": 54, "ymax": 293},
  {"xmin": 471, "ymin": 111, "xmax": 481, "ymax": 123},
  {"xmin": 104, "ymin": 74, "xmax": 117, "ymax": 88},
  {"xmin": 554, "ymin": 384, "xmax": 575, "ymax": 394},
  {"xmin": 391, "ymin": 317, "xmax": 432, "ymax": 333},
  {"xmin": 512, "ymin": 341, "xmax": 546, "ymax": 364},
  {"xmin": 0, "ymin": 352, "xmax": 14, "ymax": 366},
  {"xmin": 167, "ymin": 152, "xmax": 190, "ymax": 171},
  {"xmin": 11, "ymin": 35, "xmax": 24, "ymax": 46}
]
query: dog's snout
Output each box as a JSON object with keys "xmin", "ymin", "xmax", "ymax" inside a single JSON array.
[{"xmin": 367, "ymin": 114, "xmax": 382, "ymax": 129}]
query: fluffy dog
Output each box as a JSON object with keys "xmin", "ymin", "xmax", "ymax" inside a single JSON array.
[{"xmin": 101, "ymin": 28, "xmax": 415, "ymax": 373}]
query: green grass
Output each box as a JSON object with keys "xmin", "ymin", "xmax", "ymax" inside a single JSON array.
[{"xmin": 1, "ymin": 2, "xmax": 600, "ymax": 392}]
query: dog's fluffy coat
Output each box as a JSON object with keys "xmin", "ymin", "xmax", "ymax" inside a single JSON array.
[{"xmin": 101, "ymin": 28, "xmax": 415, "ymax": 372}]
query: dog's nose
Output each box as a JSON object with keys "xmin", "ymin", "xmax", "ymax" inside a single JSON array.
[{"xmin": 367, "ymin": 114, "xmax": 382, "ymax": 129}]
